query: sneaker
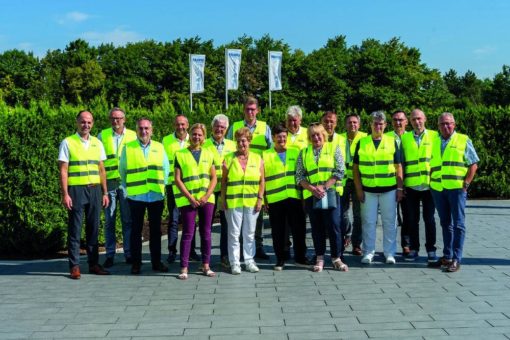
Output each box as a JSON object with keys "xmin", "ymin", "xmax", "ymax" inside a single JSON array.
[
  {"xmin": 404, "ymin": 250, "xmax": 418, "ymax": 262},
  {"xmin": 245, "ymin": 262, "xmax": 260, "ymax": 273},
  {"xmin": 274, "ymin": 261, "xmax": 284, "ymax": 271},
  {"xmin": 385, "ymin": 255, "xmax": 396, "ymax": 264},
  {"xmin": 231, "ymin": 264, "xmax": 241, "ymax": 275},
  {"xmin": 361, "ymin": 253, "xmax": 374, "ymax": 264},
  {"xmin": 427, "ymin": 251, "xmax": 438, "ymax": 263},
  {"xmin": 220, "ymin": 255, "xmax": 231, "ymax": 269}
]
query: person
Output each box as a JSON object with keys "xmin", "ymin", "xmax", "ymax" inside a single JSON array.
[
  {"xmin": 353, "ymin": 111, "xmax": 404, "ymax": 265},
  {"xmin": 221, "ymin": 128, "xmax": 265, "ymax": 274},
  {"xmin": 120, "ymin": 118, "xmax": 170, "ymax": 274},
  {"xmin": 263, "ymin": 123, "xmax": 308, "ymax": 271},
  {"xmin": 227, "ymin": 96, "xmax": 272, "ymax": 260},
  {"xmin": 162, "ymin": 114, "xmax": 198, "ymax": 263},
  {"xmin": 341, "ymin": 113, "xmax": 367, "ymax": 256},
  {"xmin": 174, "ymin": 123, "xmax": 217, "ymax": 279},
  {"xmin": 202, "ymin": 114, "xmax": 237, "ymax": 269},
  {"xmin": 386, "ymin": 110, "xmax": 411, "ymax": 257},
  {"xmin": 401, "ymin": 109, "xmax": 438, "ymax": 263},
  {"xmin": 296, "ymin": 123, "xmax": 347, "ymax": 272},
  {"xmin": 58, "ymin": 110, "xmax": 110, "ymax": 279},
  {"xmin": 286, "ymin": 105, "xmax": 308, "ymax": 151},
  {"xmin": 98, "ymin": 107, "xmax": 137, "ymax": 268},
  {"xmin": 429, "ymin": 112, "xmax": 479, "ymax": 272}
]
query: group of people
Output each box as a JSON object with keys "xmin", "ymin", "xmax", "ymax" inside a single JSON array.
[{"xmin": 58, "ymin": 97, "xmax": 478, "ymax": 280}]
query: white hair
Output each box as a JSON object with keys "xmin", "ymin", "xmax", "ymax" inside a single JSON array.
[
  {"xmin": 286, "ymin": 105, "xmax": 303, "ymax": 119},
  {"xmin": 211, "ymin": 113, "xmax": 229, "ymax": 129}
]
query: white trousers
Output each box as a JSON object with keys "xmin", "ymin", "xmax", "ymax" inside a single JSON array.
[
  {"xmin": 361, "ymin": 190, "xmax": 397, "ymax": 257},
  {"xmin": 226, "ymin": 207, "xmax": 260, "ymax": 266}
]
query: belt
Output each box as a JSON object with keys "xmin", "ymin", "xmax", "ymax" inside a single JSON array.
[{"xmin": 87, "ymin": 184, "xmax": 98, "ymax": 187}]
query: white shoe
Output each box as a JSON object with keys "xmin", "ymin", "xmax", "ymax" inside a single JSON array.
[
  {"xmin": 386, "ymin": 255, "xmax": 396, "ymax": 264},
  {"xmin": 361, "ymin": 253, "xmax": 374, "ymax": 264},
  {"xmin": 245, "ymin": 262, "xmax": 260, "ymax": 273},
  {"xmin": 231, "ymin": 264, "xmax": 241, "ymax": 275}
]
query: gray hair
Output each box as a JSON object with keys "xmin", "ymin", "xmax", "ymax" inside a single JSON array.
[
  {"xmin": 438, "ymin": 112, "xmax": 455, "ymax": 123},
  {"xmin": 109, "ymin": 107, "xmax": 125, "ymax": 118},
  {"xmin": 370, "ymin": 110, "xmax": 387, "ymax": 122},
  {"xmin": 286, "ymin": 105, "xmax": 303, "ymax": 119},
  {"xmin": 211, "ymin": 113, "xmax": 229, "ymax": 129}
]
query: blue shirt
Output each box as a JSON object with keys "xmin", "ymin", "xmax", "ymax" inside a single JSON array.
[
  {"xmin": 440, "ymin": 132, "xmax": 479, "ymax": 166},
  {"xmin": 119, "ymin": 139, "xmax": 170, "ymax": 202}
]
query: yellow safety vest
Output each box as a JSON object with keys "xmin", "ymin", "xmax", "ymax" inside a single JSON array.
[
  {"xmin": 125, "ymin": 140, "xmax": 165, "ymax": 196},
  {"xmin": 430, "ymin": 133, "xmax": 468, "ymax": 191},
  {"xmin": 401, "ymin": 130, "xmax": 437, "ymax": 188},
  {"xmin": 66, "ymin": 134, "xmax": 102, "ymax": 186},
  {"xmin": 358, "ymin": 134, "xmax": 397, "ymax": 188},
  {"xmin": 286, "ymin": 127, "xmax": 309, "ymax": 151},
  {"xmin": 173, "ymin": 148, "xmax": 215, "ymax": 208},
  {"xmin": 343, "ymin": 131, "xmax": 367, "ymax": 180},
  {"xmin": 224, "ymin": 152, "xmax": 262, "ymax": 209},
  {"xmin": 202, "ymin": 138, "xmax": 237, "ymax": 192},
  {"xmin": 263, "ymin": 148, "xmax": 301, "ymax": 204},
  {"xmin": 232, "ymin": 120, "xmax": 268, "ymax": 154},
  {"xmin": 162, "ymin": 133, "xmax": 189, "ymax": 182},
  {"xmin": 101, "ymin": 128, "xmax": 137, "ymax": 180},
  {"xmin": 301, "ymin": 142, "xmax": 343, "ymax": 199}
]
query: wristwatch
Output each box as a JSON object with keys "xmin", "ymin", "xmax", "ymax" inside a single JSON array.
[{"xmin": 463, "ymin": 181, "xmax": 470, "ymax": 189}]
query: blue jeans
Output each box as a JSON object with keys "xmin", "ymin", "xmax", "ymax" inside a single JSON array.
[
  {"xmin": 104, "ymin": 180, "xmax": 132, "ymax": 259},
  {"xmin": 166, "ymin": 185, "xmax": 180, "ymax": 254},
  {"xmin": 431, "ymin": 188, "xmax": 467, "ymax": 262}
]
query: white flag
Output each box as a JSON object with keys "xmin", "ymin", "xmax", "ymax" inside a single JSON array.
[
  {"xmin": 190, "ymin": 54, "xmax": 206, "ymax": 93},
  {"xmin": 226, "ymin": 49, "xmax": 242, "ymax": 90},
  {"xmin": 268, "ymin": 51, "xmax": 282, "ymax": 91}
]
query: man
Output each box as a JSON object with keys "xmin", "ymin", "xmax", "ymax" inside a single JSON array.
[
  {"xmin": 286, "ymin": 105, "xmax": 308, "ymax": 151},
  {"xmin": 429, "ymin": 112, "xmax": 478, "ymax": 272},
  {"xmin": 58, "ymin": 110, "xmax": 110, "ymax": 279},
  {"xmin": 227, "ymin": 96, "xmax": 272, "ymax": 260},
  {"xmin": 98, "ymin": 107, "xmax": 137, "ymax": 268},
  {"xmin": 401, "ymin": 109, "xmax": 438, "ymax": 263},
  {"xmin": 120, "ymin": 118, "xmax": 170, "ymax": 274},
  {"xmin": 341, "ymin": 113, "xmax": 367, "ymax": 255},
  {"xmin": 203, "ymin": 114, "xmax": 237, "ymax": 268},
  {"xmin": 386, "ymin": 110, "xmax": 411, "ymax": 256}
]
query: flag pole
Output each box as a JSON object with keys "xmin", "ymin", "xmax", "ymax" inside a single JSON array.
[
  {"xmin": 189, "ymin": 54, "xmax": 193, "ymax": 112},
  {"xmin": 225, "ymin": 49, "xmax": 228, "ymax": 111},
  {"xmin": 268, "ymin": 51, "xmax": 271, "ymax": 110}
]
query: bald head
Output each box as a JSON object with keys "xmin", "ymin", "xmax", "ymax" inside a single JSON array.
[{"xmin": 410, "ymin": 109, "xmax": 427, "ymax": 134}]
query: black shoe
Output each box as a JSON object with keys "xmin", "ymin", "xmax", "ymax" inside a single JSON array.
[
  {"xmin": 189, "ymin": 252, "xmax": 201, "ymax": 262},
  {"xmin": 152, "ymin": 262, "xmax": 169, "ymax": 273},
  {"xmin": 295, "ymin": 257, "xmax": 311, "ymax": 268},
  {"xmin": 131, "ymin": 263, "xmax": 141, "ymax": 275},
  {"xmin": 255, "ymin": 248, "xmax": 270, "ymax": 260},
  {"xmin": 428, "ymin": 256, "xmax": 452, "ymax": 268},
  {"xmin": 125, "ymin": 257, "xmax": 133, "ymax": 264},
  {"xmin": 274, "ymin": 260, "xmax": 285, "ymax": 271},
  {"xmin": 103, "ymin": 257, "xmax": 114, "ymax": 268},
  {"xmin": 167, "ymin": 252, "xmax": 176, "ymax": 264},
  {"xmin": 283, "ymin": 250, "xmax": 292, "ymax": 261}
]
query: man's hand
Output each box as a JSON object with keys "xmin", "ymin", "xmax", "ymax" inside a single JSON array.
[{"xmin": 62, "ymin": 193, "xmax": 73, "ymax": 210}]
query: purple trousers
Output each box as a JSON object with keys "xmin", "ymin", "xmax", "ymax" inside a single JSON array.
[{"xmin": 179, "ymin": 202, "xmax": 214, "ymax": 268}]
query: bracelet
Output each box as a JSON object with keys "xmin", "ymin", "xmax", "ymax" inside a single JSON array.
[
  {"xmin": 463, "ymin": 181, "xmax": 470, "ymax": 189},
  {"xmin": 396, "ymin": 188, "xmax": 404, "ymax": 191}
]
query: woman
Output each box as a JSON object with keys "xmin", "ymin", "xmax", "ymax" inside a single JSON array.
[
  {"xmin": 263, "ymin": 123, "xmax": 308, "ymax": 271},
  {"xmin": 296, "ymin": 123, "xmax": 347, "ymax": 272},
  {"xmin": 353, "ymin": 111, "xmax": 404, "ymax": 265},
  {"xmin": 174, "ymin": 123, "xmax": 217, "ymax": 279},
  {"xmin": 221, "ymin": 127, "xmax": 265, "ymax": 275}
]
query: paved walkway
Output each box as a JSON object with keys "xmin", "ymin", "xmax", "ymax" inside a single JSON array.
[{"xmin": 1, "ymin": 200, "xmax": 510, "ymax": 339}]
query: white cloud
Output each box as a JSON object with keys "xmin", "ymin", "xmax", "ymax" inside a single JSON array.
[
  {"xmin": 81, "ymin": 28, "xmax": 144, "ymax": 46},
  {"xmin": 473, "ymin": 46, "xmax": 497, "ymax": 56},
  {"xmin": 58, "ymin": 11, "xmax": 90, "ymax": 25}
]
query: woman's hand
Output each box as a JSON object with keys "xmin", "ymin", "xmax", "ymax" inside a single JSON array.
[
  {"xmin": 188, "ymin": 196, "xmax": 200, "ymax": 208},
  {"xmin": 255, "ymin": 198, "xmax": 263, "ymax": 212},
  {"xmin": 312, "ymin": 184, "xmax": 326, "ymax": 199}
]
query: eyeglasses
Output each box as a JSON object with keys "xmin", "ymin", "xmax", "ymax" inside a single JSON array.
[{"xmin": 110, "ymin": 117, "xmax": 124, "ymax": 121}]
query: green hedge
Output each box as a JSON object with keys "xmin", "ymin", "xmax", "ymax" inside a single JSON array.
[{"xmin": 0, "ymin": 100, "xmax": 508, "ymax": 256}]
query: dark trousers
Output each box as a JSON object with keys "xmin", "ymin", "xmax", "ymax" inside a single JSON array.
[
  {"xmin": 166, "ymin": 185, "xmax": 180, "ymax": 254},
  {"xmin": 268, "ymin": 198, "xmax": 307, "ymax": 263},
  {"xmin": 398, "ymin": 198, "xmax": 411, "ymax": 249},
  {"xmin": 341, "ymin": 179, "xmax": 362, "ymax": 248},
  {"xmin": 129, "ymin": 199, "xmax": 164, "ymax": 265},
  {"xmin": 305, "ymin": 194, "xmax": 343, "ymax": 258},
  {"xmin": 406, "ymin": 188, "xmax": 437, "ymax": 253},
  {"xmin": 67, "ymin": 185, "xmax": 101, "ymax": 267},
  {"xmin": 255, "ymin": 211, "xmax": 264, "ymax": 249},
  {"xmin": 213, "ymin": 192, "xmax": 229, "ymax": 257}
]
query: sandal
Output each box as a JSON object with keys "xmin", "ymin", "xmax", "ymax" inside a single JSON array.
[
  {"xmin": 202, "ymin": 268, "xmax": 216, "ymax": 277},
  {"xmin": 313, "ymin": 257, "xmax": 324, "ymax": 272},
  {"xmin": 332, "ymin": 258, "xmax": 349, "ymax": 272},
  {"xmin": 178, "ymin": 270, "xmax": 188, "ymax": 280}
]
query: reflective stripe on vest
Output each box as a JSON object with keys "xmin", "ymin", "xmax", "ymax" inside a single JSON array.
[
  {"xmin": 173, "ymin": 148, "xmax": 215, "ymax": 208},
  {"xmin": 66, "ymin": 134, "xmax": 102, "ymax": 186},
  {"xmin": 286, "ymin": 127, "xmax": 309, "ymax": 151},
  {"xmin": 343, "ymin": 131, "xmax": 367, "ymax": 180},
  {"xmin": 263, "ymin": 148, "xmax": 301, "ymax": 204},
  {"xmin": 301, "ymin": 143, "xmax": 342, "ymax": 199},
  {"xmin": 232, "ymin": 120, "xmax": 268, "ymax": 154},
  {"xmin": 358, "ymin": 134, "xmax": 397, "ymax": 188},
  {"xmin": 430, "ymin": 133, "xmax": 468, "ymax": 191},
  {"xmin": 225, "ymin": 152, "xmax": 261, "ymax": 208},
  {"xmin": 162, "ymin": 133, "xmax": 189, "ymax": 182},
  {"xmin": 401, "ymin": 130, "xmax": 437, "ymax": 188},
  {"xmin": 125, "ymin": 140, "xmax": 165, "ymax": 196},
  {"xmin": 101, "ymin": 128, "xmax": 137, "ymax": 179},
  {"xmin": 203, "ymin": 138, "xmax": 237, "ymax": 192}
]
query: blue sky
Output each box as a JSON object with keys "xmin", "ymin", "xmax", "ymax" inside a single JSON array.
[{"xmin": 1, "ymin": 0, "xmax": 508, "ymax": 79}]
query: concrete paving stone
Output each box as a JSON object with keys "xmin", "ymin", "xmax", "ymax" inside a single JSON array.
[
  {"xmin": 30, "ymin": 330, "xmax": 109, "ymax": 338},
  {"xmin": 279, "ymin": 311, "xmax": 332, "ymax": 322},
  {"xmin": 487, "ymin": 318, "xmax": 510, "ymax": 327},
  {"xmin": 260, "ymin": 299, "xmax": 326, "ymax": 308},
  {"xmin": 132, "ymin": 303, "xmax": 194, "ymax": 312},
  {"xmin": 328, "ymin": 297, "xmax": 393, "ymax": 306},
  {"xmin": 424, "ymin": 336, "xmax": 509, "ymax": 340},
  {"xmin": 283, "ymin": 315, "xmax": 356, "ymax": 326},
  {"xmin": 64, "ymin": 323, "xmax": 137, "ymax": 331},
  {"xmin": 106, "ymin": 328, "xmax": 184, "ymax": 337},
  {"xmin": 188, "ymin": 314, "xmax": 260, "ymax": 323},
  {"xmin": 137, "ymin": 321, "xmax": 211, "ymax": 329},
  {"xmin": 349, "ymin": 302, "xmax": 420, "ymax": 311},
  {"xmin": 287, "ymin": 330, "xmax": 368, "ymax": 339},
  {"xmin": 261, "ymin": 324, "xmax": 336, "ymax": 334},
  {"xmin": 281, "ymin": 305, "xmax": 338, "ymax": 313},
  {"xmin": 336, "ymin": 320, "xmax": 414, "ymax": 331},
  {"xmin": 366, "ymin": 328, "xmax": 448, "ymax": 338},
  {"xmin": 412, "ymin": 319, "xmax": 492, "ymax": 329},
  {"xmin": 356, "ymin": 313, "xmax": 434, "ymax": 324},
  {"xmin": 0, "ymin": 325, "xmax": 65, "ymax": 332},
  {"xmin": 184, "ymin": 326, "xmax": 260, "ymax": 336},
  {"xmin": 212, "ymin": 318, "xmax": 284, "ymax": 328},
  {"xmin": 0, "ymin": 333, "xmax": 34, "ymax": 339},
  {"xmin": 444, "ymin": 326, "xmax": 510, "ymax": 336},
  {"xmin": 429, "ymin": 312, "xmax": 509, "ymax": 321},
  {"xmin": 215, "ymin": 306, "xmax": 281, "ymax": 316}
]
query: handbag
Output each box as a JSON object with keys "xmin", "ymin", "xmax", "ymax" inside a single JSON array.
[{"xmin": 312, "ymin": 188, "xmax": 337, "ymax": 210}]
